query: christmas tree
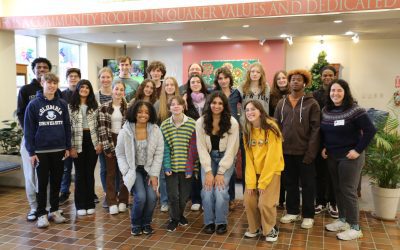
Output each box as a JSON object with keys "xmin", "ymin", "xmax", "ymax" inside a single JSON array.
[{"xmin": 307, "ymin": 51, "xmax": 329, "ymax": 92}]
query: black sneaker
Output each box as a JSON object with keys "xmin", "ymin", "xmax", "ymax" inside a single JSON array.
[
  {"xmin": 131, "ymin": 227, "xmax": 142, "ymax": 236},
  {"xmin": 167, "ymin": 220, "xmax": 178, "ymax": 232},
  {"xmin": 143, "ymin": 225, "xmax": 154, "ymax": 235},
  {"xmin": 216, "ymin": 224, "xmax": 227, "ymax": 235},
  {"xmin": 179, "ymin": 216, "xmax": 188, "ymax": 226},
  {"xmin": 94, "ymin": 194, "xmax": 99, "ymax": 203},
  {"xmin": 204, "ymin": 223, "xmax": 216, "ymax": 234},
  {"xmin": 266, "ymin": 226, "xmax": 279, "ymax": 242},
  {"xmin": 59, "ymin": 193, "xmax": 70, "ymax": 205}
]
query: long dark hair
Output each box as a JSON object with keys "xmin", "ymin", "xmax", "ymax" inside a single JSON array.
[
  {"xmin": 203, "ymin": 91, "xmax": 232, "ymax": 138},
  {"xmin": 134, "ymin": 79, "xmax": 157, "ymax": 104},
  {"xmin": 325, "ymin": 79, "xmax": 354, "ymax": 111},
  {"xmin": 185, "ymin": 74, "xmax": 208, "ymax": 119},
  {"xmin": 126, "ymin": 100, "xmax": 157, "ymax": 124},
  {"xmin": 214, "ymin": 67, "xmax": 234, "ymax": 90},
  {"xmin": 243, "ymin": 100, "xmax": 282, "ymax": 147},
  {"xmin": 70, "ymin": 79, "xmax": 98, "ymax": 113}
]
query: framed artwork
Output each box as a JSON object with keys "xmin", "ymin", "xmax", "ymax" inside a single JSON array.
[
  {"xmin": 103, "ymin": 59, "xmax": 148, "ymax": 83},
  {"xmin": 200, "ymin": 59, "xmax": 259, "ymax": 88}
]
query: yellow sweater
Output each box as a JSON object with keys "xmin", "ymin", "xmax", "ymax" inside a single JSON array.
[{"xmin": 244, "ymin": 121, "xmax": 284, "ymax": 190}]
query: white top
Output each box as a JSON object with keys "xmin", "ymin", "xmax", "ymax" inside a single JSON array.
[{"xmin": 111, "ymin": 105, "xmax": 123, "ymax": 134}]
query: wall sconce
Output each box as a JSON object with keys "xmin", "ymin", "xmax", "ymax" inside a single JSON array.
[
  {"xmin": 259, "ymin": 39, "xmax": 266, "ymax": 46},
  {"xmin": 352, "ymin": 34, "xmax": 359, "ymax": 43}
]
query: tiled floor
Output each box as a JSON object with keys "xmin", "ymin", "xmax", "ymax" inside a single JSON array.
[{"xmin": 0, "ymin": 186, "xmax": 399, "ymax": 250}]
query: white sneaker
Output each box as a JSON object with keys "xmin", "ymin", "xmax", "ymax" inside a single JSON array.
[
  {"xmin": 109, "ymin": 205, "xmax": 119, "ymax": 215},
  {"xmin": 265, "ymin": 226, "xmax": 279, "ymax": 242},
  {"xmin": 49, "ymin": 211, "xmax": 66, "ymax": 224},
  {"xmin": 191, "ymin": 203, "xmax": 201, "ymax": 211},
  {"xmin": 301, "ymin": 218, "xmax": 314, "ymax": 229},
  {"xmin": 244, "ymin": 229, "xmax": 260, "ymax": 238},
  {"xmin": 325, "ymin": 219, "xmax": 350, "ymax": 232},
  {"xmin": 118, "ymin": 203, "xmax": 127, "ymax": 212},
  {"xmin": 161, "ymin": 204, "xmax": 169, "ymax": 212},
  {"xmin": 87, "ymin": 209, "xmax": 95, "ymax": 215},
  {"xmin": 27, "ymin": 210, "xmax": 37, "ymax": 221},
  {"xmin": 280, "ymin": 214, "xmax": 301, "ymax": 224},
  {"xmin": 77, "ymin": 209, "xmax": 87, "ymax": 216},
  {"xmin": 337, "ymin": 228, "xmax": 363, "ymax": 241},
  {"xmin": 37, "ymin": 215, "xmax": 49, "ymax": 228}
]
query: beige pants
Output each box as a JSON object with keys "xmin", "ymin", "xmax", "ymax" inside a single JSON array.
[{"xmin": 244, "ymin": 174, "xmax": 280, "ymax": 236}]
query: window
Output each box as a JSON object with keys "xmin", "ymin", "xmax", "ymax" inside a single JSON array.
[
  {"xmin": 15, "ymin": 34, "xmax": 38, "ymax": 85},
  {"xmin": 59, "ymin": 40, "xmax": 80, "ymax": 88}
]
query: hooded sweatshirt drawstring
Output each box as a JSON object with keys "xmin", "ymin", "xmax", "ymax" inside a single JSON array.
[{"xmin": 280, "ymin": 95, "xmax": 305, "ymax": 123}]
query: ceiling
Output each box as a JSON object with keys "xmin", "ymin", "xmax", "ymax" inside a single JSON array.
[{"xmin": 15, "ymin": 9, "xmax": 400, "ymax": 47}]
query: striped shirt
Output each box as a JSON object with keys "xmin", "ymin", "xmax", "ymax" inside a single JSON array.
[{"xmin": 160, "ymin": 114, "xmax": 197, "ymax": 174}]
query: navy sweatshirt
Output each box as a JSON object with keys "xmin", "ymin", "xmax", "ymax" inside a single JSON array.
[
  {"xmin": 17, "ymin": 79, "xmax": 43, "ymax": 129},
  {"xmin": 321, "ymin": 104, "xmax": 376, "ymax": 158},
  {"xmin": 24, "ymin": 91, "xmax": 72, "ymax": 156}
]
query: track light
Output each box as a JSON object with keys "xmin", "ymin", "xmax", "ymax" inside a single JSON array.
[
  {"xmin": 137, "ymin": 43, "xmax": 141, "ymax": 49},
  {"xmin": 259, "ymin": 39, "xmax": 266, "ymax": 46},
  {"xmin": 286, "ymin": 36, "xmax": 293, "ymax": 45},
  {"xmin": 352, "ymin": 34, "xmax": 359, "ymax": 43}
]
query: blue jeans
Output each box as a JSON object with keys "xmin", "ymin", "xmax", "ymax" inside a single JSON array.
[
  {"xmin": 131, "ymin": 168, "xmax": 157, "ymax": 228},
  {"xmin": 159, "ymin": 171, "xmax": 168, "ymax": 206},
  {"xmin": 201, "ymin": 151, "xmax": 234, "ymax": 225},
  {"xmin": 60, "ymin": 157, "xmax": 73, "ymax": 194}
]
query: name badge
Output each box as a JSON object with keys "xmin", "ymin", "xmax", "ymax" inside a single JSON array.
[{"xmin": 334, "ymin": 119, "xmax": 345, "ymax": 126}]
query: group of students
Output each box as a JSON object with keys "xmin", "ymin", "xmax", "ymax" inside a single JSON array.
[{"xmin": 16, "ymin": 56, "xmax": 376, "ymax": 243}]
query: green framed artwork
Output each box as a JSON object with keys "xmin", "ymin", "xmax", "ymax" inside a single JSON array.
[{"xmin": 201, "ymin": 59, "xmax": 259, "ymax": 88}]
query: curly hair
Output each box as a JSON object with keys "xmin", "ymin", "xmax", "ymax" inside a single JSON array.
[
  {"xmin": 158, "ymin": 76, "xmax": 180, "ymax": 123},
  {"xmin": 213, "ymin": 67, "xmax": 234, "ymax": 90},
  {"xmin": 133, "ymin": 79, "xmax": 157, "ymax": 105},
  {"xmin": 202, "ymin": 91, "xmax": 232, "ymax": 138},
  {"xmin": 325, "ymin": 79, "xmax": 354, "ymax": 111},
  {"xmin": 146, "ymin": 60, "xmax": 166, "ymax": 79},
  {"xmin": 69, "ymin": 79, "xmax": 99, "ymax": 113},
  {"xmin": 242, "ymin": 100, "xmax": 282, "ymax": 147},
  {"xmin": 242, "ymin": 62, "xmax": 268, "ymax": 95},
  {"xmin": 287, "ymin": 69, "xmax": 312, "ymax": 87},
  {"xmin": 126, "ymin": 100, "xmax": 157, "ymax": 124},
  {"xmin": 31, "ymin": 57, "xmax": 52, "ymax": 72}
]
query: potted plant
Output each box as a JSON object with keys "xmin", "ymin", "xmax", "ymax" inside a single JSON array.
[{"xmin": 364, "ymin": 104, "xmax": 400, "ymax": 220}]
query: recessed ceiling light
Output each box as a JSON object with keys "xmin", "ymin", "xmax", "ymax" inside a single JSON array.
[
  {"xmin": 345, "ymin": 31, "xmax": 354, "ymax": 35},
  {"xmin": 166, "ymin": 37, "xmax": 174, "ymax": 42},
  {"xmin": 242, "ymin": 24, "xmax": 250, "ymax": 28},
  {"xmin": 116, "ymin": 39, "xmax": 124, "ymax": 43},
  {"xmin": 334, "ymin": 20, "xmax": 343, "ymax": 23},
  {"xmin": 220, "ymin": 35, "xmax": 230, "ymax": 40},
  {"xmin": 280, "ymin": 34, "xmax": 288, "ymax": 38}
]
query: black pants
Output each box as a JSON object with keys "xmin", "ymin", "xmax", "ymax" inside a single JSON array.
[
  {"xmin": 284, "ymin": 155, "xmax": 315, "ymax": 218},
  {"xmin": 74, "ymin": 131, "xmax": 98, "ymax": 210},
  {"xmin": 36, "ymin": 150, "xmax": 65, "ymax": 217},
  {"xmin": 191, "ymin": 170, "xmax": 202, "ymax": 205},
  {"xmin": 166, "ymin": 172, "xmax": 192, "ymax": 222},
  {"xmin": 315, "ymin": 153, "xmax": 336, "ymax": 206}
]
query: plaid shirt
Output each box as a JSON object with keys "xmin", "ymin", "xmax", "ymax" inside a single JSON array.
[
  {"xmin": 98, "ymin": 100, "xmax": 127, "ymax": 154},
  {"xmin": 69, "ymin": 105, "xmax": 99, "ymax": 153}
]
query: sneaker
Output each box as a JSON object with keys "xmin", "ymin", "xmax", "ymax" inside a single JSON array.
[
  {"xmin": 328, "ymin": 203, "xmax": 339, "ymax": 218},
  {"xmin": 27, "ymin": 210, "xmax": 37, "ymax": 222},
  {"xmin": 314, "ymin": 204, "xmax": 325, "ymax": 215},
  {"xmin": 77, "ymin": 209, "xmax": 87, "ymax": 216},
  {"xmin": 301, "ymin": 218, "xmax": 314, "ymax": 229},
  {"xmin": 37, "ymin": 215, "xmax": 49, "ymax": 228},
  {"xmin": 94, "ymin": 194, "xmax": 99, "ymax": 203},
  {"xmin": 280, "ymin": 214, "xmax": 301, "ymax": 224},
  {"xmin": 143, "ymin": 225, "xmax": 154, "ymax": 235},
  {"xmin": 49, "ymin": 211, "xmax": 66, "ymax": 224},
  {"xmin": 131, "ymin": 227, "xmax": 142, "ymax": 236},
  {"xmin": 229, "ymin": 201, "xmax": 236, "ymax": 211},
  {"xmin": 179, "ymin": 216, "xmax": 188, "ymax": 226},
  {"xmin": 102, "ymin": 197, "xmax": 109, "ymax": 208},
  {"xmin": 325, "ymin": 219, "xmax": 350, "ymax": 232},
  {"xmin": 337, "ymin": 228, "xmax": 363, "ymax": 241},
  {"xmin": 59, "ymin": 192, "xmax": 70, "ymax": 205},
  {"xmin": 160, "ymin": 204, "xmax": 169, "ymax": 212},
  {"xmin": 109, "ymin": 205, "xmax": 119, "ymax": 215},
  {"xmin": 118, "ymin": 203, "xmax": 127, "ymax": 212},
  {"xmin": 87, "ymin": 208, "xmax": 95, "ymax": 215},
  {"xmin": 266, "ymin": 226, "xmax": 279, "ymax": 242},
  {"xmin": 216, "ymin": 224, "xmax": 227, "ymax": 235},
  {"xmin": 191, "ymin": 203, "xmax": 201, "ymax": 211},
  {"xmin": 244, "ymin": 228, "xmax": 260, "ymax": 238},
  {"xmin": 167, "ymin": 220, "xmax": 178, "ymax": 232},
  {"xmin": 204, "ymin": 223, "xmax": 216, "ymax": 234}
]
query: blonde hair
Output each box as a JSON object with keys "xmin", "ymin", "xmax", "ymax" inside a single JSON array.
[
  {"xmin": 242, "ymin": 62, "xmax": 267, "ymax": 96},
  {"xmin": 97, "ymin": 67, "xmax": 114, "ymax": 80},
  {"xmin": 41, "ymin": 72, "xmax": 59, "ymax": 84},
  {"xmin": 158, "ymin": 76, "xmax": 180, "ymax": 122}
]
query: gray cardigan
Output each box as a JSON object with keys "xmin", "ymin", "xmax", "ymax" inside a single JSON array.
[{"xmin": 115, "ymin": 122, "xmax": 164, "ymax": 191}]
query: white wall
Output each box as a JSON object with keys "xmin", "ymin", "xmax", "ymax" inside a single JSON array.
[
  {"xmin": 122, "ymin": 45, "xmax": 183, "ymax": 85},
  {"xmin": 286, "ymin": 37, "xmax": 400, "ymax": 111},
  {"xmin": 0, "ymin": 30, "xmax": 17, "ymax": 122},
  {"xmin": 87, "ymin": 44, "xmax": 117, "ymax": 90}
]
